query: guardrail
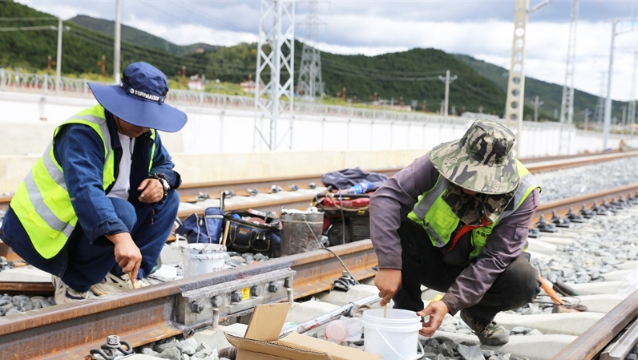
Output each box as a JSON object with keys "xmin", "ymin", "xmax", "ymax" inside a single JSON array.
[{"xmin": 0, "ymin": 68, "xmax": 471, "ymax": 124}]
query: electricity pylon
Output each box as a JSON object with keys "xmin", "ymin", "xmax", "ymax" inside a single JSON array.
[
  {"xmin": 253, "ymin": 0, "xmax": 296, "ymax": 151},
  {"xmin": 297, "ymin": 0, "xmax": 324, "ymax": 100}
]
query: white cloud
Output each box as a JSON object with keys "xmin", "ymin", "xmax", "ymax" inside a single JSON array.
[{"xmin": 13, "ymin": 0, "xmax": 638, "ymax": 101}]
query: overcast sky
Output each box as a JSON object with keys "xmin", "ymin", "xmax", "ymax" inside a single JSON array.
[{"xmin": 14, "ymin": 0, "xmax": 638, "ymax": 102}]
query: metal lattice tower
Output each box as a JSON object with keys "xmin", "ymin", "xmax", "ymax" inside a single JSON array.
[
  {"xmin": 297, "ymin": 0, "xmax": 324, "ymax": 100},
  {"xmin": 254, "ymin": 0, "xmax": 296, "ymax": 151},
  {"xmin": 504, "ymin": 0, "xmax": 530, "ymax": 156},
  {"xmin": 628, "ymin": 52, "xmax": 637, "ymax": 135},
  {"xmin": 559, "ymin": 0, "xmax": 579, "ymax": 126}
]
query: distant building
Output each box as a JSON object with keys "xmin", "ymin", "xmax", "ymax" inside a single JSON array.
[
  {"xmin": 188, "ymin": 74, "xmax": 206, "ymax": 91},
  {"xmin": 241, "ymin": 75, "xmax": 263, "ymax": 94}
]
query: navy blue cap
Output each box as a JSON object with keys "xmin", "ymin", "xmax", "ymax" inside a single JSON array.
[{"xmin": 88, "ymin": 62, "xmax": 187, "ymax": 132}]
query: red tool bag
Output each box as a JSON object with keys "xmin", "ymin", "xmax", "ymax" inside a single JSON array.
[{"xmin": 315, "ymin": 193, "xmax": 371, "ymax": 246}]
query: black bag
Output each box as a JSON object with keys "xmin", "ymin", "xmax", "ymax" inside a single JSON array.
[
  {"xmin": 176, "ymin": 195, "xmax": 225, "ymax": 244},
  {"xmin": 223, "ymin": 210, "xmax": 281, "ymax": 256}
]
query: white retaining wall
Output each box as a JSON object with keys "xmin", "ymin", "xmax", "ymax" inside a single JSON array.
[{"xmin": 0, "ymin": 91, "xmax": 636, "ymax": 194}]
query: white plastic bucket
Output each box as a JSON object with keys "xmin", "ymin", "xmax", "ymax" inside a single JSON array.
[
  {"xmin": 362, "ymin": 308, "xmax": 424, "ymax": 360},
  {"xmin": 181, "ymin": 243, "xmax": 228, "ymax": 278}
]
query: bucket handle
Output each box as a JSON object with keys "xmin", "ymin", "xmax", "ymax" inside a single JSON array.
[{"xmin": 370, "ymin": 326, "xmax": 424, "ymax": 360}]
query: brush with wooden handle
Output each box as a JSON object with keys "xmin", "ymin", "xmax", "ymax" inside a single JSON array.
[{"xmin": 129, "ymin": 272, "xmax": 138, "ymax": 289}]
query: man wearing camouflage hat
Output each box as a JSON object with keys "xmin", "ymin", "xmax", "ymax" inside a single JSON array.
[{"xmin": 370, "ymin": 119, "xmax": 541, "ymax": 345}]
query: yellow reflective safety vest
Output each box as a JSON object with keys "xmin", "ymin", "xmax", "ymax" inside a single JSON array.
[
  {"xmin": 407, "ymin": 160, "xmax": 540, "ymax": 258},
  {"xmin": 10, "ymin": 105, "xmax": 157, "ymax": 259}
]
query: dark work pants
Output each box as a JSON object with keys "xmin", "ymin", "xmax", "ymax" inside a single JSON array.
[
  {"xmin": 1, "ymin": 190, "xmax": 179, "ymax": 292},
  {"xmin": 392, "ymin": 219, "xmax": 540, "ymax": 325}
]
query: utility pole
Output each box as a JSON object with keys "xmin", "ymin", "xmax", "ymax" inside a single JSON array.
[
  {"xmin": 438, "ymin": 70, "xmax": 457, "ymax": 118},
  {"xmin": 604, "ymin": 18, "xmax": 638, "ymax": 149},
  {"xmin": 559, "ymin": 0, "xmax": 580, "ymax": 126},
  {"xmin": 622, "ymin": 105, "xmax": 627, "ymax": 129},
  {"xmin": 97, "ymin": 55, "xmax": 106, "ymax": 78},
  {"xmin": 583, "ymin": 108, "xmax": 590, "ymax": 131},
  {"xmin": 628, "ymin": 52, "xmax": 637, "ymax": 136},
  {"xmin": 505, "ymin": 0, "xmax": 551, "ymax": 156},
  {"xmin": 504, "ymin": 0, "xmax": 529, "ymax": 155},
  {"xmin": 114, "ymin": 0, "xmax": 121, "ymax": 84},
  {"xmin": 531, "ymin": 96, "xmax": 543, "ymax": 122},
  {"xmin": 56, "ymin": 17, "xmax": 62, "ymax": 95}
]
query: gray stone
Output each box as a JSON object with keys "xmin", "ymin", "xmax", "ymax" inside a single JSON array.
[
  {"xmin": 526, "ymin": 329, "xmax": 543, "ymax": 336},
  {"xmin": 422, "ymin": 338, "xmax": 440, "ymax": 350},
  {"xmin": 5, "ymin": 308, "xmax": 24, "ymax": 316},
  {"xmin": 177, "ymin": 338, "xmax": 198, "ymax": 355},
  {"xmin": 439, "ymin": 342, "xmax": 455, "ymax": 357},
  {"xmin": 157, "ymin": 347, "xmax": 181, "ymax": 360},
  {"xmin": 154, "ymin": 337, "xmax": 179, "ymax": 353},
  {"xmin": 141, "ymin": 346, "xmax": 159, "ymax": 356},
  {"xmin": 457, "ymin": 341, "xmax": 483, "ymax": 360},
  {"xmin": 510, "ymin": 326, "xmax": 531, "ymax": 335}
]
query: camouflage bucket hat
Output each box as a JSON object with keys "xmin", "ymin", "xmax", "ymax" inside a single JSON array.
[{"xmin": 430, "ymin": 119, "xmax": 520, "ymax": 194}]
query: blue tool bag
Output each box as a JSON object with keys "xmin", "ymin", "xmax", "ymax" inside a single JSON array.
[{"xmin": 176, "ymin": 195, "xmax": 225, "ymax": 244}]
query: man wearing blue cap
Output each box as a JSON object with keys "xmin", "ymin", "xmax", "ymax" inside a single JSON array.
[{"xmin": 0, "ymin": 62, "xmax": 187, "ymax": 304}]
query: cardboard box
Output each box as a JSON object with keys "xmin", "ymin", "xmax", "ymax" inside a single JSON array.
[{"xmin": 225, "ymin": 303, "xmax": 382, "ymax": 360}]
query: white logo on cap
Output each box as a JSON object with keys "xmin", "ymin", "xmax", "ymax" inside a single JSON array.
[{"xmin": 129, "ymin": 89, "xmax": 134, "ymax": 94}]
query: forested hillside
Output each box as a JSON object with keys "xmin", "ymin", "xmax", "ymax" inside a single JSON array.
[
  {"xmin": 455, "ymin": 54, "xmax": 627, "ymax": 122},
  {"xmin": 5, "ymin": 0, "xmax": 615, "ymax": 119}
]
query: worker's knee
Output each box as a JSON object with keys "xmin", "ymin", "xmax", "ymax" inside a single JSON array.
[
  {"xmin": 110, "ymin": 197, "xmax": 136, "ymax": 230},
  {"xmin": 500, "ymin": 256, "xmax": 541, "ymax": 304}
]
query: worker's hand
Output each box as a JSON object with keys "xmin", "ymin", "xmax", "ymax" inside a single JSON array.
[
  {"xmin": 137, "ymin": 178, "xmax": 164, "ymax": 203},
  {"xmin": 417, "ymin": 301, "xmax": 449, "ymax": 337},
  {"xmin": 374, "ymin": 268, "xmax": 402, "ymax": 307},
  {"xmin": 106, "ymin": 232, "xmax": 142, "ymax": 280}
]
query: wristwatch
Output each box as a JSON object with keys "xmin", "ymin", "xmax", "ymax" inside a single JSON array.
[{"xmin": 149, "ymin": 173, "xmax": 170, "ymax": 201}]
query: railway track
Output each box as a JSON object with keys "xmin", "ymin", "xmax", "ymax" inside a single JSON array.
[
  {"xmin": 1, "ymin": 151, "xmax": 636, "ymax": 215},
  {"xmin": 0, "ymin": 184, "xmax": 635, "ymax": 359},
  {"xmin": 0, "ymin": 151, "xmax": 637, "ymax": 359}
]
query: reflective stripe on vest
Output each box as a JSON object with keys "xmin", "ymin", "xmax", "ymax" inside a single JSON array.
[
  {"xmin": 407, "ymin": 159, "xmax": 541, "ymax": 258},
  {"xmin": 10, "ymin": 105, "xmax": 116, "ymax": 259}
]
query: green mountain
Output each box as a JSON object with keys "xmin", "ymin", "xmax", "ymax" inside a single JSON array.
[
  {"xmin": 69, "ymin": 15, "xmax": 221, "ymax": 55},
  {"xmin": 454, "ymin": 54, "xmax": 626, "ymax": 123},
  {"xmin": 2, "ymin": 0, "xmax": 625, "ymax": 122},
  {"xmin": 0, "ymin": 1, "xmax": 208, "ymax": 80},
  {"xmin": 319, "ymin": 47, "xmax": 512, "ymax": 116}
]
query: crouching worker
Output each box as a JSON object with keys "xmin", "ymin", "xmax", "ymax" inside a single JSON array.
[
  {"xmin": 0, "ymin": 62, "xmax": 187, "ymax": 304},
  {"xmin": 370, "ymin": 119, "xmax": 541, "ymax": 345}
]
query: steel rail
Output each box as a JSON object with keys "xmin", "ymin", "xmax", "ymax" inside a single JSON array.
[
  {"xmin": 532, "ymin": 184, "xmax": 638, "ymax": 225},
  {"xmin": 0, "ymin": 241, "xmax": 378, "ymax": 360},
  {"xmin": 553, "ymin": 290, "xmax": 638, "ymax": 360},
  {"xmin": 1, "ymin": 151, "xmax": 637, "ymax": 211}
]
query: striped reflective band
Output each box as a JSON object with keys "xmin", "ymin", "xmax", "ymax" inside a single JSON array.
[
  {"xmin": 42, "ymin": 143, "xmax": 66, "ymax": 190},
  {"xmin": 23, "ymin": 170, "xmax": 74, "ymax": 237}
]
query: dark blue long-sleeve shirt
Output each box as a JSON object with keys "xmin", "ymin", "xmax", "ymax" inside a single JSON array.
[{"xmin": 3, "ymin": 107, "xmax": 181, "ymax": 244}]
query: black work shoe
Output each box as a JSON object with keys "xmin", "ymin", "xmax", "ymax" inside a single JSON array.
[{"xmin": 460, "ymin": 310, "xmax": 510, "ymax": 346}]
